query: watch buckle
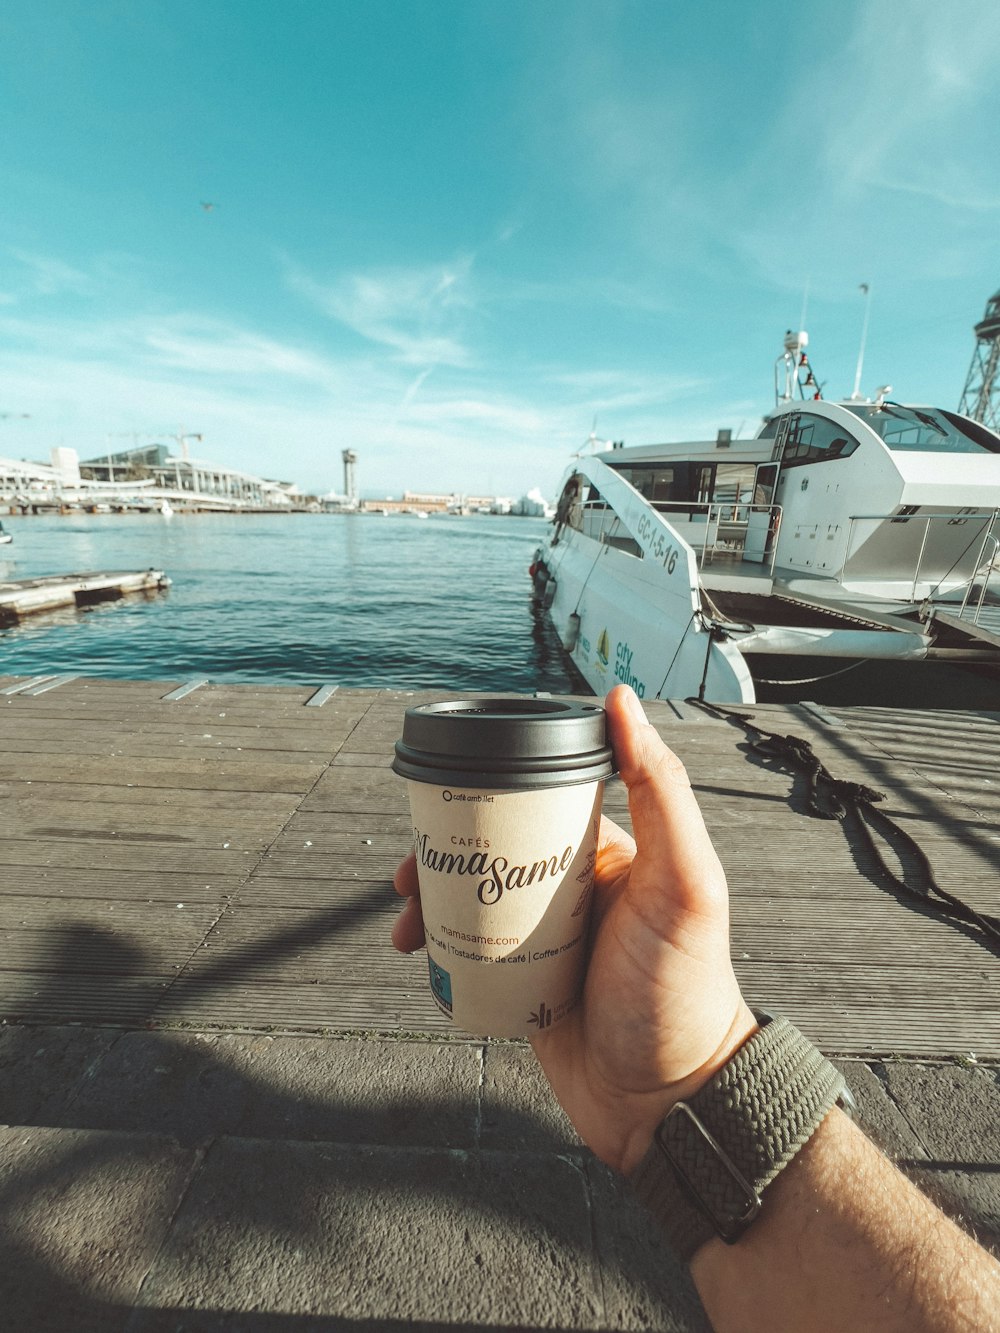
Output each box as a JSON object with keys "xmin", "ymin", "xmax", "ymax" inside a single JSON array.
[{"xmin": 656, "ymin": 1101, "xmax": 762, "ymax": 1244}]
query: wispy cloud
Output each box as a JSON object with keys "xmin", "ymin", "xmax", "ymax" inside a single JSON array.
[
  {"xmin": 285, "ymin": 255, "xmax": 476, "ymax": 367},
  {"xmin": 388, "ymin": 365, "xmax": 436, "ymax": 428},
  {"xmin": 0, "ymin": 311, "xmax": 348, "ymax": 393},
  {"xmin": 784, "ymin": 0, "xmax": 1000, "ymax": 205},
  {"xmin": 714, "ymin": 0, "xmax": 1000, "ymax": 312},
  {"xmin": 0, "ymin": 302, "xmax": 563, "ymax": 493},
  {"xmin": 488, "ymin": 273, "xmax": 675, "ymax": 317},
  {"xmin": 10, "ymin": 249, "xmax": 95, "ymax": 297},
  {"xmin": 142, "ymin": 319, "xmax": 343, "ymax": 384},
  {"xmin": 871, "ymin": 176, "xmax": 1000, "ymax": 214},
  {"xmin": 545, "ymin": 368, "xmax": 706, "ymax": 411}
]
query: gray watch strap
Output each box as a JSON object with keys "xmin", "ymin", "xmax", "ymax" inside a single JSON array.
[{"xmin": 629, "ymin": 1015, "xmax": 848, "ymax": 1262}]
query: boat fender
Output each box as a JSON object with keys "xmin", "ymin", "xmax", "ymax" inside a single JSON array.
[
  {"xmin": 565, "ymin": 611, "xmax": 580, "ymax": 651},
  {"xmin": 530, "ymin": 549, "xmax": 552, "ymax": 600},
  {"xmin": 541, "ymin": 577, "xmax": 557, "ymax": 609}
]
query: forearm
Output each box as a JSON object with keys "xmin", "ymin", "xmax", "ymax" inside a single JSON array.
[{"xmin": 689, "ymin": 1108, "xmax": 1000, "ymax": 1333}]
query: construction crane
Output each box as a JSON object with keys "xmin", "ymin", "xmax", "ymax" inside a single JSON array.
[{"xmin": 957, "ymin": 289, "xmax": 1000, "ymax": 430}]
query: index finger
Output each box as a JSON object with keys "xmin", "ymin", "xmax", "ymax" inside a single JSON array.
[{"xmin": 393, "ymin": 850, "xmax": 418, "ymax": 898}]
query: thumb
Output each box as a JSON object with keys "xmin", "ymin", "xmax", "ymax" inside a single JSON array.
[{"xmin": 604, "ymin": 685, "xmax": 728, "ymax": 914}]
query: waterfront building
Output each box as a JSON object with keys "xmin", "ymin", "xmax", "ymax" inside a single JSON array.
[
  {"xmin": 0, "ymin": 448, "xmax": 84, "ymax": 503},
  {"xmin": 80, "ymin": 444, "xmax": 296, "ymax": 507},
  {"xmin": 513, "ymin": 487, "xmax": 556, "ymax": 518},
  {"xmin": 1, "ymin": 444, "xmax": 301, "ymax": 511},
  {"xmin": 357, "ymin": 491, "xmax": 515, "ymax": 515}
]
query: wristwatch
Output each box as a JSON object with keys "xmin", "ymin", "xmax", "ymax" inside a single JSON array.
[{"xmin": 629, "ymin": 1010, "xmax": 856, "ymax": 1261}]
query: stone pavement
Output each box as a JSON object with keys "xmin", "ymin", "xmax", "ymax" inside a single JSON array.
[
  {"xmin": 1, "ymin": 1021, "xmax": 998, "ymax": 1331},
  {"xmin": 2, "ymin": 680, "xmax": 999, "ymax": 1327}
]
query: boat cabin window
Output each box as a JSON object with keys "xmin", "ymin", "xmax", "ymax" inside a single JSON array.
[
  {"xmin": 844, "ymin": 404, "xmax": 1000, "ymax": 453},
  {"xmin": 609, "ymin": 460, "xmax": 757, "ymax": 509},
  {"xmin": 709, "ymin": 462, "xmax": 758, "ymax": 505},
  {"xmin": 779, "ymin": 413, "xmax": 859, "ymax": 467},
  {"xmin": 753, "ymin": 463, "xmax": 778, "ymax": 505},
  {"xmin": 610, "ymin": 464, "xmax": 679, "ymax": 502}
]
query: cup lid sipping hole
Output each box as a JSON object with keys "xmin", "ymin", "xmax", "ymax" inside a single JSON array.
[{"xmin": 436, "ymin": 699, "xmax": 571, "ymax": 718}]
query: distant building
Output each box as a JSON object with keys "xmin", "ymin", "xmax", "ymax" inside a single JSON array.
[
  {"xmin": 79, "ymin": 444, "xmax": 294, "ymax": 506},
  {"xmin": 513, "ymin": 487, "xmax": 555, "ymax": 518},
  {"xmin": 358, "ymin": 491, "xmax": 519, "ymax": 515},
  {"xmin": 0, "ymin": 448, "xmax": 81, "ymax": 498},
  {"xmin": 1, "ymin": 443, "xmax": 304, "ymax": 510},
  {"xmin": 50, "ymin": 447, "xmax": 81, "ymax": 487}
]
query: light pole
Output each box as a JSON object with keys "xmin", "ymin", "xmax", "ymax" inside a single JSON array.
[{"xmin": 851, "ymin": 283, "xmax": 872, "ymax": 400}]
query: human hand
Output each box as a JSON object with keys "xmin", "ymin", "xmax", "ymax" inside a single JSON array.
[{"xmin": 391, "ymin": 683, "xmax": 756, "ymax": 1176}]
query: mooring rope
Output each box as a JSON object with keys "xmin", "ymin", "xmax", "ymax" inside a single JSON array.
[
  {"xmin": 752, "ymin": 661, "xmax": 866, "ymax": 688},
  {"xmin": 686, "ymin": 697, "xmax": 1000, "ymax": 958}
]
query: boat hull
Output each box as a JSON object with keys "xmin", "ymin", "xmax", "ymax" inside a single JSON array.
[{"xmin": 534, "ymin": 455, "xmax": 1000, "ymax": 706}]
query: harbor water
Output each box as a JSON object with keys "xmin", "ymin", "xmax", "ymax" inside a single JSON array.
[
  {"xmin": 0, "ymin": 511, "xmax": 577, "ymax": 694},
  {"xmin": 2, "ymin": 511, "xmax": 998, "ymax": 707}
]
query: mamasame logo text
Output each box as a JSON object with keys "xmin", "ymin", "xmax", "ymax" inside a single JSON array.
[{"xmin": 413, "ymin": 829, "xmax": 576, "ymax": 905}]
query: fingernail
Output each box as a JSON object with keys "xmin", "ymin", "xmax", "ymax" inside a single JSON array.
[{"xmin": 623, "ymin": 685, "xmax": 646, "ymax": 723}]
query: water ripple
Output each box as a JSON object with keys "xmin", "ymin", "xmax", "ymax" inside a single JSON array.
[{"xmin": 0, "ymin": 512, "xmax": 577, "ymax": 694}]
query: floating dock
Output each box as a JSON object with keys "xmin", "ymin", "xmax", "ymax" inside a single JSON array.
[
  {"xmin": 0, "ymin": 569, "xmax": 170, "ymax": 626},
  {"xmin": 0, "ymin": 677, "xmax": 997, "ymax": 1328}
]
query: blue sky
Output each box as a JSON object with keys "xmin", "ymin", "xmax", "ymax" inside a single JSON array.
[{"xmin": 2, "ymin": 0, "xmax": 1000, "ymax": 498}]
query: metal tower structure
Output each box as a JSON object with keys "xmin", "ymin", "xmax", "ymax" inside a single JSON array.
[
  {"xmin": 774, "ymin": 330, "xmax": 822, "ymax": 404},
  {"xmin": 341, "ymin": 449, "xmax": 358, "ymax": 506},
  {"xmin": 957, "ymin": 289, "xmax": 1000, "ymax": 430}
]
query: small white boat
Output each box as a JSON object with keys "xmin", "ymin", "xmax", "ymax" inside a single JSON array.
[
  {"xmin": 160, "ymin": 498, "xmax": 174, "ymax": 518},
  {"xmin": 531, "ymin": 332, "xmax": 1000, "ymax": 703},
  {"xmin": 0, "ymin": 525, "xmax": 12, "ymax": 546}
]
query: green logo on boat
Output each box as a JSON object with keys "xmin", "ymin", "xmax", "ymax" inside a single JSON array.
[{"xmin": 596, "ymin": 628, "xmax": 610, "ymax": 667}]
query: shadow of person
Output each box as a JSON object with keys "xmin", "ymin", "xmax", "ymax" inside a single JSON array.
[
  {"xmin": 0, "ymin": 920, "xmax": 709, "ymax": 1333},
  {"xmin": 1, "ymin": 921, "xmax": 165, "ymax": 1030}
]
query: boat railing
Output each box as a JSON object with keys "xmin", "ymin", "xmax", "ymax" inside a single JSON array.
[
  {"xmin": 957, "ymin": 535, "xmax": 999, "ymax": 625},
  {"xmin": 841, "ymin": 509, "xmax": 1000, "ymax": 603},
  {"xmin": 579, "ymin": 497, "xmax": 783, "ymax": 573},
  {"xmin": 645, "ymin": 500, "xmax": 784, "ymax": 574}
]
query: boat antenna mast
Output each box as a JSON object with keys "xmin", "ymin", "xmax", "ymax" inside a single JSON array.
[
  {"xmin": 957, "ymin": 287, "xmax": 1000, "ymax": 430},
  {"xmin": 775, "ymin": 330, "xmax": 822, "ymax": 404},
  {"xmin": 850, "ymin": 282, "xmax": 872, "ymax": 399}
]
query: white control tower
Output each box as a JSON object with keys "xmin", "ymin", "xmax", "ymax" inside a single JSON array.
[{"xmin": 341, "ymin": 449, "xmax": 358, "ymax": 507}]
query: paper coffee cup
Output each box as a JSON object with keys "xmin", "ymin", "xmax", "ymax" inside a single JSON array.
[{"xmin": 392, "ymin": 698, "xmax": 614, "ymax": 1039}]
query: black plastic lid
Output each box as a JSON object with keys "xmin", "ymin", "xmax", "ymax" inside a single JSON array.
[{"xmin": 392, "ymin": 697, "xmax": 615, "ymax": 789}]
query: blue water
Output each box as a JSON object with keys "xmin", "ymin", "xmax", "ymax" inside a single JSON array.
[{"xmin": 0, "ymin": 512, "xmax": 576, "ymax": 693}]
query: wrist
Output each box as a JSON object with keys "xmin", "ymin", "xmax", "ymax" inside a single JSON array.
[
  {"xmin": 620, "ymin": 1000, "xmax": 759, "ymax": 1176},
  {"xmin": 628, "ymin": 1012, "xmax": 852, "ymax": 1261}
]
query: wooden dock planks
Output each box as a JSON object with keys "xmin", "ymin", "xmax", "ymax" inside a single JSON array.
[
  {"xmin": 0, "ymin": 677, "xmax": 997, "ymax": 1055},
  {"xmin": 0, "ymin": 570, "xmax": 170, "ymax": 625}
]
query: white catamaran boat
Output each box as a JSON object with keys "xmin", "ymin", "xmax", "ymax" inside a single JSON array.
[{"xmin": 531, "ymin": 332, "xmax": 1000, "ymax": 704}]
